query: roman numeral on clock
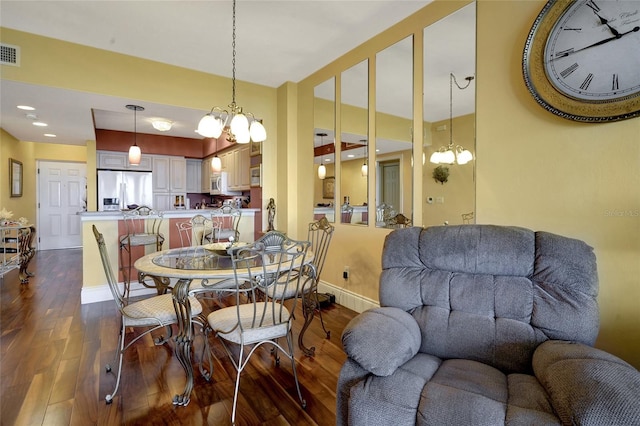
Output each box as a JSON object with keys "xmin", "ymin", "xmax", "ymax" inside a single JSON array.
[
  {"xmin": 612, "ymin": 74, "xmax": 619, "ymax": 91},
  {"xmin": 560, "ymin": 63, "xmax": 579, "ymax": 78},
  {"xmin": 580, "ymin": 73, "xmax": 594, "ymax": 90}
]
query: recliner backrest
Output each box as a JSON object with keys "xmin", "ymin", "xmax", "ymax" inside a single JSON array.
[{"xmin": 379, "ymin": 225, "xmax": 599, "ymax": 373}]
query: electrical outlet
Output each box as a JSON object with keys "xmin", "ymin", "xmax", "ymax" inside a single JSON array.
[{"xmin": 343, "ymin": 266, "xmax": 350, "ymax": 280}]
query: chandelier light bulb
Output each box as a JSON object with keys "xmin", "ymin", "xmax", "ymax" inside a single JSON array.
[
  {"xmin": 230, "ymin": 113, "xmax": 249, "ymax": 136},
  {"xmin": 249, "ymin": 120, "xmax": 267, "ymax": 142},
  {"xmin": 198, "ymin": 114, "xmax": 223, "ymax": 138}
]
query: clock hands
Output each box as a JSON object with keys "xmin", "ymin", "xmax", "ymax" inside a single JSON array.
[
  {"xmin": 585, "ymin": 0, "xmax": 620, "ymax": 36},
  {"xmin": 552, "ymin": 26, "xmax": 640, "ymax": 60}
]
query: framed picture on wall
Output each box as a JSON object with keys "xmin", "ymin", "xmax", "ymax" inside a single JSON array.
[
  {"xmin": 250, "ymin": 164, "xmax": 262, "ymax": 187},
  {"xmin": 250, "ymin": 140, "xmax": 262, "ymax": 156},
  {"xmin": 10, "ymin": 158, "xmax": 22, "ymax": 198},
  {"xmin": 322, "ymin": 176, "xmax": 335, "ymax": 199}
]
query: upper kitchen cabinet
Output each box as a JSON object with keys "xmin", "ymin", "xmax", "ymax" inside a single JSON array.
[
  {"xmin": 152, "ymin": 155, "xmax": 187, "ymax": 210},
  {"xmin": 97, "ymin": 150, "xmax": 152, "ymax": 171},
  {"xmin": 218, "ymin": 145, "xmax": 251, "ymax": 191},
  {"xmin": 201, "ymin": 157, "xmax": 212, "ymax": 193},
  {"xmin": 186, "ymin": 159, "xmax": 202, "ymax": 193}
]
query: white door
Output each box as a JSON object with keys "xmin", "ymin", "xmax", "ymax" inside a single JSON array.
[{"xmin": 38, "ymin": 161, "xmax": 87, "ymax": 250}]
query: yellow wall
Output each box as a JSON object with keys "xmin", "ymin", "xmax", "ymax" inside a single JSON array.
[
  {"xmin": 1, "ymin": 129, "xmax": 87, "ymax": 223},
  {"xmin": 476, "ymin": 0, "xmax": 640, "ymax": 366},
  {"xmin": 296, "ymin": 0, "xmax": 640, "ymax": 369}
]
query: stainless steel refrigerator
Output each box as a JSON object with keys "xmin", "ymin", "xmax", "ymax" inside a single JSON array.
[{"xmin": 97, "ymin": 170, "xmax": 153, "ymax": 211}]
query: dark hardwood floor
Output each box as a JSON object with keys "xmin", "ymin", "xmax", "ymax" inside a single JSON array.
[{"xmin": 0, "ymin": 248, "xmax": 356, "ymax": 425}]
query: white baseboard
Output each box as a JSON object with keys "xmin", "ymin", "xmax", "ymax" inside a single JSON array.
[
  {"xmin": 81, "ymin": 281, "xmax": 158, "ymax": 304},
  {"xmin": 82, "ymin": 279, "xmax": 379, "ymax": 313},
  {"xmin": 317, "ymin": 281, "xmax": 379, "ymax": 313}
]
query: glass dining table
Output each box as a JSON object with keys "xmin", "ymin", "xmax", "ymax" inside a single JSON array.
[{"xmin": 133, "ymin": 244, "xmax": 314, "ymax": 406}]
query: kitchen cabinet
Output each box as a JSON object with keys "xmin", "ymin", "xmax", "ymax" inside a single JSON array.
[
  {"xmin": 97, "ymin": 150, "xmax": 152, "ymax": 171},
  {"xmin": 201, "ymin": 157, "xmax": 212, "ymax": 193},
  {"xmin": 186, "ymin": 159, "xmax": 202, "ymax": 193},
  {"xmin": 232, "ymin": 145, "xmax": 251, "ymax": 190},
  {"xmin": 152, "ymin": 155, "xmax": 186, "ymax": 210},
  {"xmin": 219, "ymin": 145, "xmax": 251, "ymax": 191}
]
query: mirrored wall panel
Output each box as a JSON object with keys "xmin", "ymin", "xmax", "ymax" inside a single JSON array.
[
  {"xmin": 313, "ymin": 77, "xmax": 336, "ymax": 222},
  {"xmin": 423, "ymin": 3, "xmax": 476, "ymax": 227},
  {"xmin": 375, "ymin": 36, "xmax": 414, "ymax": 228},
  {"xmin": 340, "ymin": 59, "xmax": 369, "ymax": 225}
]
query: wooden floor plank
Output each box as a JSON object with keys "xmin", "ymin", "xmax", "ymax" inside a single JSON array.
[{"xmin": 0, "ymin": 248, "xmax": 357, "ymax": 425}]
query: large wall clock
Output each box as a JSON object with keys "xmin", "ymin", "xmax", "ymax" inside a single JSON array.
[{"xmin": 523, "ymin": 0, "xmax": 640, "ymax": 122}]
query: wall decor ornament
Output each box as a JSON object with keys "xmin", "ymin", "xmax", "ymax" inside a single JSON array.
[{"xmin": 433, "ymin": 165, "xmax": 450, "ymax": 184}]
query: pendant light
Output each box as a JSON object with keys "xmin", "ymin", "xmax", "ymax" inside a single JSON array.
[
  {"xmin": 360, "ymin": 139, "xmax": 368, "ymax": 177},
  {"xmin": 211, "ymin": 135, "xmax": 222, "ymax": 173},
  {"xmin": 430, "ymin": 73, "xmax": 474, "ymax": 165},
  {"xmin": 197, "ymin": 0, "xmax": 266, "ymax": 144},
  {"xmin": 127, "ymin": 104, "xmax": 144, "ymax": 165},
  {"xmin": 317, "ymin": 132, "xmax": 328, "ymax": 180}
]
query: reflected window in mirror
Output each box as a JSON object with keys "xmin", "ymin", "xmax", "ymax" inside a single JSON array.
[
  {"xmin": 375, "ymin": 36, "xmax": 413, "ymax": 228},
  {"xmin": 423, "ymin": 3, "xmax": 476, "ymax": 227},
  {"xmin": 313, "ymin": 78, "xmax": 336, "ymax": 223},
  {"xmin": 340, "ymin": 59, "xmax": 368, "ymax": 225}
]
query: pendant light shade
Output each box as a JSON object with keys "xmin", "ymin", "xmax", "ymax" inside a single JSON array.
[
  {"xmin": 361, "ymin": 139, "xmax": 368, "ymax": 177},
  {"xmin": 211, "ymin": 155, "xmax": 222, "ymax": 173},
  {"xmin": 318, "ymin": 164, "xmax": 327, "ymax": 180},
  {"xmin": 197, "ymin": 0, "xmax": 266, "ymax": 144},
  {"xmin": 316, "ymin": 132, "xmax": 328, "ymax": 179},
  {"xmin": 128, "ymin": 145, "xmax": 142, "ymax": 165},
  {"xmin": 126, "ymin": 104, "xmax": 144, "ymax": 165}
]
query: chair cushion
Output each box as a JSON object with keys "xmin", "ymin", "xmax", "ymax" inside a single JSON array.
[
  {"xmin": 123, "ymin": 293, "xmax": 202, "ymax": 327},
  {"xmin": 120, "ymin": 233, "xmax": 162, "ymax": 247},
  {"xmin": 342, "ymin": 307, "xmax": 421, "ymax": 377},
  {"xmin": 208, "ymin": 302, "xmax": 291, "ymax": 345}
]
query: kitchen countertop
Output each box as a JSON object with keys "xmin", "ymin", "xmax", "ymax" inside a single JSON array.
[{"xmin": 79, "ymin": 208, "xmax": 260, "ymax": 221}]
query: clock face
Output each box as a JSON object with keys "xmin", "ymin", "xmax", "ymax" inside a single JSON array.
[
  {"xmin": 544, "ymin": 0, "xmax": 640, "ymax": 101},
  {"xmin": 523, "ymin": 0, "xmax": 640, "ymax": 122}
]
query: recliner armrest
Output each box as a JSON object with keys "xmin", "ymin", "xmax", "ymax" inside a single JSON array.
[
  {"xmin": 533, "ymin": 340, "xmax": 640, "ymax": 425},
  {"xmin": 341, "ymin": 306, "xmax": 421, "ymax": 376}
]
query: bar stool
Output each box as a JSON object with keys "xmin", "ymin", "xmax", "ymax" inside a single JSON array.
[{"xmin": 119, "ymin": 206, "xmax": 164, "ymax": 299}]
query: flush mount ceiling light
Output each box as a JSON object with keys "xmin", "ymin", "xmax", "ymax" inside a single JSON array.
[
  {"xmin": 317, "ymin": 132, "xmax": 328, "ymax": 180},
  {"xmin": 17, "ymin": 105, "xmax": 35, "ymax": 111},
  {"xmin": 197, "ymin": 0, "xmax": 266, "ymax": 144},
  {"xmin": 430, "ymin": 73, "xmax": 474, "ymax": 165},
  {"xmin": 152, "ymin": 119, "xmax": 173, "ymax": 132},
  {"xmin": 127, "ymin": 104, "xmax": 144, "ymax": 165}
]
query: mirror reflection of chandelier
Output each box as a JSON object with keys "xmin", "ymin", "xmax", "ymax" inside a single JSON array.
[
  {"xmin": 197, "ymin": 0, "xmax": 266, "ymax": 144},
  {"xmin": 430, "ymin": 73, "xmax": 474, "ymax": 165}
]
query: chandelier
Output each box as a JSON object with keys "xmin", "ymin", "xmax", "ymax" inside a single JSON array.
[
  {"xmin": 197, "ymin": 0, "xmax": 266, "ymax": 144},
  {"xmin": 127, "ymin": 104, "xmax": 144, "ymax": 165},
  {"xmin": 430, "ymin": 73, "xmax": 474, "ymax": 165}
]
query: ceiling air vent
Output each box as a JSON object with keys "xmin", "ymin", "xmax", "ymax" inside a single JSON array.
[{"xmin": 1, "ymin": 43, "xmax": 20, "ymax": 66}]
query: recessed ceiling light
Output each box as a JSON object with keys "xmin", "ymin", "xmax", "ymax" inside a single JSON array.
[
  {"xmin": 347, "ymin": 154, "xmax": 355, "ymax": 158},
  {"xmin": 44, "ymin": 133, "xmax": 57, "ymax": 138},
  {"xmin": 152, "ymin": 119, "xmax": 173, "ymax": 131},
  {"xmin": 32, "ymin": 121, "xmax": 48, "ymax": 127},
  {"xmin": 17, "ymin": 105, "xmax": 35, "ymax": 111}
]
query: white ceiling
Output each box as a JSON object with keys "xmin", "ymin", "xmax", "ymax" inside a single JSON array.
[{"xmin": 0, "ymin": 0, "xmax": 475, "ymax": 147}]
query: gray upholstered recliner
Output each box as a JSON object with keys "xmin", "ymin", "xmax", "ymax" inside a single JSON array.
[{"xmin": 337, "ymin": 225, "xmax": 640, "ymax": 426}]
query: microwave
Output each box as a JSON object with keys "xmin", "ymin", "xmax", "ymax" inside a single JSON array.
[{"xmin": 210, "ymin": 172, "xmax": 240, "ymax": 195}]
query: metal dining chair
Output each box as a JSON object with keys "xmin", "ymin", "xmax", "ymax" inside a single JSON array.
[
  {"xmin": 211, "ymin": 206, "xmax": 242, "ymax": 242},
  {"xmin": 93, "ymin": 224, "xmax": 205, "ymax": 405},
  {"xmin": 190, "ymin": 214, "xmax": 216, "ymax": 245},
  {"xmin": 118, "ymin": 206, "xmax": 164, "ymax": 299},
  {"xmin": 204, "ymin": 239, "xmax": 311, "ymax": 424}
]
